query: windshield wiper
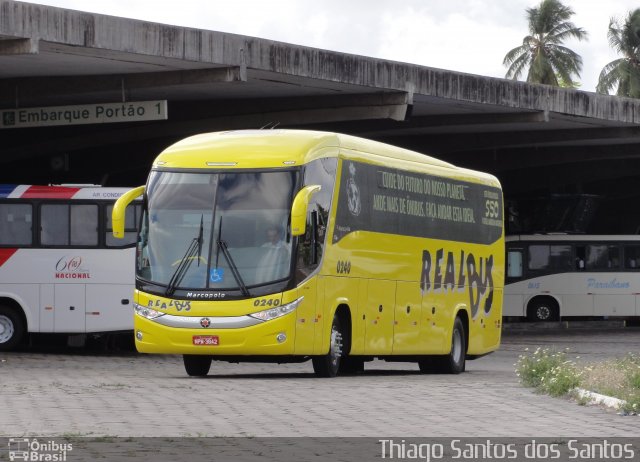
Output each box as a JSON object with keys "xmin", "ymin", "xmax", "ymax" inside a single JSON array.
[
  {"xmin": 165, "ymin": 215, "xmax": 204, "ymax": 296},
  {"xmin": 196, "ymin": 214, "xmax": 204, "ymax": 265},
  {"xmin": 215, "ymin": 217, "xmax": 250, "ymax": 297}
]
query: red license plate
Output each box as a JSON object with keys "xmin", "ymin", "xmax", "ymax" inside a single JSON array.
[{"xmin": 192, "ymin": 335, "xmax": 219, "ymax": 346}]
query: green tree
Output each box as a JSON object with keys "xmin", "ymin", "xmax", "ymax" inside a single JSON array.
[
  {"xmin": 596, "ymin": 9, "xmax": 640, "ymax": 97},
  {"xmin": 503, "ymin": 0, "xmax": 588, "ymax": 86}
]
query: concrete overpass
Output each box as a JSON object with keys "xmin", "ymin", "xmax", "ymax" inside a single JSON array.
[{"xmin": 2, "ymin": 0, "xmax": 640, "ymax": 232}]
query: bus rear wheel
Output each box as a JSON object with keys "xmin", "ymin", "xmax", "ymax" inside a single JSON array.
[
  {"xmin": 0, "ymin": 306, "xmax": 25, "ymax": 352},
  {"xmin": 418, "ymin": 316, "xmax": 466, "ymax": 374},
  {"xmin": 183, "ymin": 355, "xmax": 212, "ymax": 377},
  {"xmin": 312, "ymin": 314, "xmax": 344, "ymax": 377},
  {"xmin": 527, "ymin": 298, "xmax": 559, "ymax": 322}
]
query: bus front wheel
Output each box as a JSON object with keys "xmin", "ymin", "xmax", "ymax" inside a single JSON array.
[
  {"xmin": 0, "ymin": 306, "xmax": 25, "ymax": 351},
  {"xmin": 312, "ymin": 314, "xmax": 344, "ymax": 377},
  {"xmin": 527, "ymin": 298, "xmax": 559, "ymax": 322},
  {"xmin": 183, "ymin": 355, "xmax": 212, "ymax": 377}
]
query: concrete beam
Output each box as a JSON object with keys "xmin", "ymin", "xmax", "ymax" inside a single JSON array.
[
  {"xmin": 381, "ymin": 125, "xmax": 640, "ymax": 154},
  {"xmin": 0, "ymin": 37, "xmax": 38, "ymax": 54},
  {"xmin": 168, "ymin": 92, "xmax": 411, "ymax": 120},
  {"xmin": 447, "ymin": 142, "xmax": 640, "ymax": 173},
  {"xmin": 299, "ymin": 111, "xmax": 549, "ymax": 136},
  {"xmin": 0, "ymin": 67, "xmax": 246, "ymax": 101}
]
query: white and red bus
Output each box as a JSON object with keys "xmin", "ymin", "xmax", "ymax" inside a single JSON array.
[{"xmin": 0, "ymin": 184, "xmax": 140, "ymax": 350}]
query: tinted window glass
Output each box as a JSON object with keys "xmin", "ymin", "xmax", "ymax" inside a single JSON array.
[
  {"xmin": 528, "ymin": 244, "xmax": 572, "ymax": 271},
  {"xmin": 41, "ymin": 204, "xmax": 69, "ymax": 246},
  {"xmin": 296, "ymin": 158, "xmax": 337, "ymax": 282},
  {"xmin": 106, "ymin": 203, "xmax": 141, "ymax": 247},
  {"xmin": 586, "ymin": 244, "xmax": 619, "ymax": 270},
  {"xmin": 138, "ymin": 170, "xmax": 297, "ymax": 290},
  {"xmin": 507, "ymin": 250, "xmax": 523, "ymax": 278},
  {"xmin": 70, "ymin": 205, "xmax": 98, "ymax": 246},
  {"xmin": 625, "ymin": 245, "xmax": 640, "ymax": 269},
  {"xmin": 0, "ymin": 203, "xmax": 32, "ymax": 246},
  {"xmin": 41, "ymin": 204, "xmax": 98, "ymax": 247}
]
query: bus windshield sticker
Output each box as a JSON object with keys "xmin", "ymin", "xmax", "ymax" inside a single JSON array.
[
  {"xmin": 210, "ymin": 268, "xmax": 224, "ymax": 283},
  {"xmin": 333, "ymin": 161, "xmax": 503, "ymax": 245}
]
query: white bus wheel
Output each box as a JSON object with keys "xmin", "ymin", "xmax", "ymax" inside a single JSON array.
[
  {"xmin": 0, "ymin": 306, "xmax": 25, "ymax": 351},
  {"xmin": 527, "ymin": 299, "xmax": 559, "ymax": 322}
]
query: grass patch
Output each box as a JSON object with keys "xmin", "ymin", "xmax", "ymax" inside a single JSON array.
[
  {"xmin": 516, "ymin": 349, "xmax": 640, "ymax": 412},
  {"xmin": 580, "ymin": 354, "xmax": 640, "ymax": 413},
  {"xmin": 516, "ymin": 347, "xmax": 581, "ymax": 397}
]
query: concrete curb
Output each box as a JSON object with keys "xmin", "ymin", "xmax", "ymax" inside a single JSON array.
[
  {"xmin": 503, "ymin": 320, "xmax": 627, "ymax": 332},
  {"xmin": 574, "ymin": 388, "xmax": 627, "ymax": 410}
]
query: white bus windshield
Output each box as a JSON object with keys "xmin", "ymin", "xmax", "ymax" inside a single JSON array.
[{"xmin": 137, "ymin": 170, "xmax": 297, "ymax": 293}]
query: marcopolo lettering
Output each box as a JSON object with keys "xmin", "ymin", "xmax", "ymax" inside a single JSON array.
[
  {"xmin": 420, "ymin": 248, "xmax": 494, "ymax": 317},
  {"xmin": 185, "ymin": 292, "xmax": 227, "ymax": 299}
]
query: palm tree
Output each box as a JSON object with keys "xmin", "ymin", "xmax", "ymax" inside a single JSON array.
[
  {"xmin": 503, "ymin": 0, "xmax": 588, "ymax": 87},
  {"xmin": 596, "ymin": 9, "xmax": 640, "ymax": 97}
]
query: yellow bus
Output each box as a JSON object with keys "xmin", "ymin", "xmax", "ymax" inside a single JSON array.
[{"xmin": 113, "ymin": 130, "xmax": 504, "ymax": 377}]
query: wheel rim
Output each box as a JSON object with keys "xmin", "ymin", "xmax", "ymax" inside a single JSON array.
[
  {"xmin": 0, "ymin": 315, "xmax": 15, "ymax": 344},
  {"xmin": 329, "ymin": 326, "xmax": 343, "ymax": 368},
  {"xmin": 537, "ymin": 305, "xmax": 551, "ymax": 320},
  {"xmin": 452, "ymin": 328, "xmax": 462, "ymax": 364}
]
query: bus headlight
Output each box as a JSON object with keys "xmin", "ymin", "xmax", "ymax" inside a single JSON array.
[
  {"xmin": 134, "ymin": 303, "xmax": 166, "ymax": 320},
  {"xmin": 249, "ymin": 297, "xmax": 303, "ymax": 322}
]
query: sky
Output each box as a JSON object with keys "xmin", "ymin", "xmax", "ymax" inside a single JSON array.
[{"xmin": 29, "ymin": 0, "xmax": 640, "ymax": 93}]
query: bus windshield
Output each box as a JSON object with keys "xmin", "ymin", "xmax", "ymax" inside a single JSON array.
[{"xmin": 137, "ymin": 170, "xmax": 298, "ymax": 293}]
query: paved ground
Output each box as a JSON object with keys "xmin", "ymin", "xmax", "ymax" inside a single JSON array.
[{"xmin": 1, "ymin": 328, "xmax": 639, "ymax": 438}]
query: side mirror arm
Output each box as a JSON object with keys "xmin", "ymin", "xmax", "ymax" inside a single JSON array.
[{"xmin": 112, "ymin": 186, "xmax": 145, "ymax": 238}]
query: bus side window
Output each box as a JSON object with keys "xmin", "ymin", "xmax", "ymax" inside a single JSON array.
[
  {"xmin": 70, "ymin": 204, "xmax": 98, "ymax": 246},
  {"xmin": 41, "ymin": 204, "xmax": 69, "ymax": 246},
  {"xmin": 528, "ymin": 244, "xmax": 572, "ymax": 272},
  {"xmin": 586, "ymin": 244, "xmax": 620, "ymax": 270},
  {"xmin": 41, "ymin": 204, "xmax": 98, "ymax": 247},
  {"xmin": 507, "ymin": 250, "xmax": 523, "ymax": 280},
  {"xmin": 295, "ymin": 158, "xmax": 337, "ymax": 283},
  {"xmin": 575, "ymin": 245, "xmax": 585, "ymax": 270},
  {"xmin": 106, "ymin": 203, "xmax": 141, "ymax": 247},
  {"xmin": 0, "ymin": 203, "xmax": 32, "ymax": 246},
  {"xmin": 625, "ymin": 245, "xmax": 640, "ymax": 269}
]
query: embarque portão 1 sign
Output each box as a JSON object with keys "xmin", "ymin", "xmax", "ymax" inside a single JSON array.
[{"xmin": 1, "ymin": 100, "xmax": 167, "ymax": 129}]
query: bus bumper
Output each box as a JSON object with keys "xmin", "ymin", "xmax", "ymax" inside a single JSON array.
[{"xmin": 133, "ymin": 312, "xmax": 297, "ymax": 355}]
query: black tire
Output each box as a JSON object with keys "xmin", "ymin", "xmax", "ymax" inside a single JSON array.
[
  {"xmin": 183, "ymin": 355, "xmax": 212, "ymax": 377},
  {"xmin": 0, "ymin": 306, "xmax": 26, "ymax": 352},
  {"xmin": 339, "ymin": 356, "xmax": 365, "ymax": 375},
  {"xmin": 418, "ymin": 316, "xmax": 466, "ymax": 374},
  {"xmin": 312, "ymin": 314, "xmax": 344, "ymax": 377},
  {"xmin": 527, "ymin": 298, "xmax": 559, "ymax": 322},
  {"xmin": 417, "ymin": 357, "xmax": 439, "ymax": 373}
]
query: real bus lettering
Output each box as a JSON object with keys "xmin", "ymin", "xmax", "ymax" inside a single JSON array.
[{"xmin": 421, "ymin": 248, "xmax": 495, "ymax": 317}]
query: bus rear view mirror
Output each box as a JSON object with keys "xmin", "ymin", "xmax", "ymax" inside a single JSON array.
[
  {"xmin": 112, "ymin": 185, "xmax": 145, "ymax": 238},
  {"xmin": 290, "ymin": 185, "xmax": 321, "ymax": 237}
]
